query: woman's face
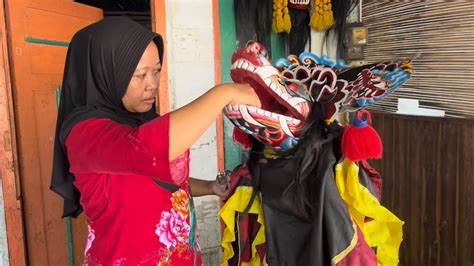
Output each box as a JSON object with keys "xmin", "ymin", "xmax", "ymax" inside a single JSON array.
[{"xmin": 122, "ymin": 41, "xmax": 161, "ymax": 113}]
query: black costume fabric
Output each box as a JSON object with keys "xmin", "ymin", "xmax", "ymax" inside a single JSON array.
[
  {"xmin": 223, "ymin": 130, "xmax": 382, "ymax": 265},
  {"xmin": 288, "ymin": 8, "xmax": 310, "ymax": 56},
  {"xmin": 50, "ymin": 17, "xmax": 164, "ymax": 218},
  {"xmin": 234, "ymin": 0, "xmax": 273, "ymax": 52},
  {"xmin": 250, "ymin": 127, "xmax": 355, "ymax": 265}
]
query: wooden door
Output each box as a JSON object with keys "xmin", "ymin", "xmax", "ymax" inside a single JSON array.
[
  {"xmin": 4, "ymin": 0, "xmax": 101, "ymax": 264},
  {"xmin": 370, "ymin": 113, "xmax": 474, "ymax": 266}
]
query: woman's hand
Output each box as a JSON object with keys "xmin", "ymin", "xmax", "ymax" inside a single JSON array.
[
  {"xmin": 188, "ymin": 171, "xmax": 231, "ymax": 198},
  {"xmin": 219, "ymin": 83, "xmax": 261, "ymax": 108},
  {"xmin": 211, "ymin": 171, "xmax": 231, "ymax": 198},
  {"xmin": 169, "ymin": 83, "xmax": 260, "ymax": 161}
]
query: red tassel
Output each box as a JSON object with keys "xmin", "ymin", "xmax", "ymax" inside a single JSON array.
[
  {"xmin": 233, "ymin": 127, "xmax": 251, "ymax": 150},
  {"xmin": 342, "ymin": 110, "xmax": 382, "ymax": 162}
]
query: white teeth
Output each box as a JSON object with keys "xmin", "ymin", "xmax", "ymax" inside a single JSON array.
[
  {"xmin": 271, "ymin": 113, "xmax": 279, "ymax": 119},
  {"xmin": 293, "ymin": 105, "xmax": 301, "ymax": 113},
  {"xmin": 275, "ymin": 89, "xmax": 283, "ymax": 96},
  {"xmin": 364, "ymin": 90, "xmax": 372, "ymax": 96},
  {"xmin": 231, "ymin": 60, "xmax": 256, "ymax": 72},
  {"xmin": 247, "ymin": 106, "xmax": 257, "ymax": 112},
  {"xmin": 239, "ymin": 105, "xmax": 264, "ymax": 127},
  {"xmin": 264, "ymin": 111, "xmax": 271, "ymax": 117},
  {"xmin": 293, "ymin": 118, "xmax": 301, "ymax": 125},
  {"xmin": 264, "ymin": 78, "xmax": 271, "ymax": 86},
  {"xmin": 232, "ymin": 61, "xmax": 237, "ymax": 69},
  {"xmin": 269, "ymin": 82, "xmax": 277, "ymax": 91},
  {"xmin": 282, "ymin": 94, "xmax": 290, "ymax": 101},
  {"xmin": 287, "ymin": 97, "xmax": 307, "ymax": 106},
  {"xmin": 279, "ymin": 115, "xmax": 294, "ymax": 137},
  {"xmin": 232, "ymin": 104, "xmax": 239, "ymax": 111},
  {"xmin": 256, "ymin": 109, "xmax": 264, "ymax": 115},
  {"xmin": 255, "ymin": 66, "xmax": 279, "ymax": 79}
]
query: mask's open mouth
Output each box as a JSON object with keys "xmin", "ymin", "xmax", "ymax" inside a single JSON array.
[
  {"xmin": 226, "ymin": 58, "xmax": 311, "ymax": 137},
  {"xmin": 224, "ymin": 41, "xmax": 414, "ymax": 149}
]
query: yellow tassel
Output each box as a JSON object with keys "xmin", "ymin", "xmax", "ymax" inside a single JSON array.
[
  {"xmin": 272, "ymin": 0, "xmax": 292, "ymax": 33},
  {"xmin": 283, "ymin": 0, "xmax": 292, "ymax": 33},
  {"xmin": 272, "ymin": 0, "xmax": 280, "ymax": 32},
  {"xmin": 310, "ymin": 0, "xmax": 335, "ymax": 31}
]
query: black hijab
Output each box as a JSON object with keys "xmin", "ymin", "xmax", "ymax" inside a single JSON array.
[{"xmin": 50, "ymin": 17, "xmax": 164, "ymax": 218}]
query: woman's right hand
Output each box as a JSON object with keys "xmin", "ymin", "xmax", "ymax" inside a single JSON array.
[
  {"xmin": 218, "ymin": 83, "xmax": 261, "ymax": 108},
  {"xmin": 169, "ymin": 82, "xmax": 260, "ymax": 161}
]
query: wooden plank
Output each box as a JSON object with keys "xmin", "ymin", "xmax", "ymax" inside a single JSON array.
[
  {"xmin": 425, "ymin": 118, "xmax": 440, "ymax": 266},
  {"xmin": 212, "ymin": 0, "xmax": 224, "ymax": 172},
  {"xmin": 0, "ymin": 0, "xmax": 27, "ymax": 264},
  {"xmin": 32, "ymin": 90, "xmax": 67, "ymax": 265},
  {"xmin": 457, "ymin": 123, "xmax": 474, "ymax": 265},
  {"xmin": 150, "ymin": 0, "xmax": 169, "ymax": 115},
  {"xmin": 418, "ymin": 119, "xmax": 429, "ymax": 266},
  {"xmin": 406, "ymin": 118, "xmax": 421, "ymax": 266},
  {"xmin": 438, "ymin": 122, "xmax": 459, "ymax": 266},
  {"xmin": 385, "ymin": 116, "xmax": 396, "ymax": 211}
]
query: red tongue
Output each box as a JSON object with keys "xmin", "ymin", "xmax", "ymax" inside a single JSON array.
[{"xmin": 233, "ymin": 128, "xmax": 251, "ymax": 149}]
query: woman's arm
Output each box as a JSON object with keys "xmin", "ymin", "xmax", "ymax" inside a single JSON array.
[
  {"xmin": 188, "ymin": 178, "xmax": 213, "ymax": 197},
  {"xmin": 188, "ymin": 176, "xmax": 230, "ymax": 197},
  {"xmin": 169, "ymin": 83, "xmax": 260, "ymax": 161},
  {"xmin": 66, "ymin": 83, "xmax": 259, "ymax": 185}
]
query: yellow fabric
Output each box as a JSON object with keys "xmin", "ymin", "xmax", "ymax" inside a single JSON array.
[
  {"xmin": 272, "ymin": 0, "xmax": 291, "ymax": 33},
  {"xmin": 335, "ymin": 159, "xmax": 404, "ymax": 266},
  {"xmin": 219, "ymin": 186, "xmax": 266, "ymax": 266},
  {"xmin": 310, "ymin": 0, "xmax": 334, "ymax": 31},
  {"xmin": 326, "ymin": 118, "xmax": 336, "ymax": 124}
]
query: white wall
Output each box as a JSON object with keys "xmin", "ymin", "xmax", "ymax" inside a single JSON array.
[
  {"xmin": 165, "ymin": 0, "xmax": 221, "ymax": 264},
  {"xmin": 0, "ymin": 182, "xmax": 8, "ymax": 266}
]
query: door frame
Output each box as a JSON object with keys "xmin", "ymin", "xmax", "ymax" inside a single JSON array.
[{"xmin": 0, "ymin": 0, "xmax": 26, "ymax": 264}]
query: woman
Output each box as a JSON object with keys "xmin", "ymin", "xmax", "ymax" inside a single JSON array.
[{"xmin": 50, "ymin": 17, "xmax": 260, "ymax": 265}]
